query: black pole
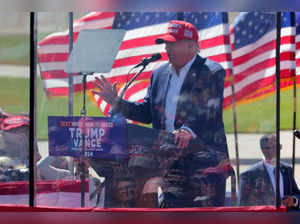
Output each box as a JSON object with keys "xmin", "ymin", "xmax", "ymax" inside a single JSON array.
[
  {"xmin": 29, "ymin": 11, "xmax": 37, "ymax": 207},
  {"xmin": 80, "ymin": 74, "xmax": 88, "ymax": 207},
  {"xmin": 275, "ymin": 12, "xmax": 281, "ymax": 209},
  {"xmin": 290, "ymin": 12, "xmax": 297, "ymax": 176}
]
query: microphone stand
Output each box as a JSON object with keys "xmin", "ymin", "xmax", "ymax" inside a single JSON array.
[
  {"xmin": 119, "ymin": 65, "xmax": 146, "ymax": 99},
  {"xmin": 79, "ymin": 72, "xmax": 93, "ymax": 207}
]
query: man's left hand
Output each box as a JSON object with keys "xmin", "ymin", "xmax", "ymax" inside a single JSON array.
[{"xmin": 173, "ymin": 129, "xmax": 193, "ymax": 150}]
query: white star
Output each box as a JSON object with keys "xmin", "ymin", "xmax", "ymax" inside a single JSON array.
[
  {"xmin": 254, "ymin": 12, "xmax": 259, "ymax": 17},
  {"xmin": 260, "ymin": 15, "xmax": 264, "ymax": 20},
  {"xmin": 204, "ymin": 14, "xmax": 208, "ymax": 20},
  {"xmin": 254, "ymin": 25, "xmax": 259, "ymax": 30},
  {"xmin": 155, "ymin": 13, "xmax": 160, "ymax": 18},
  {"xmin": 146, "ymin": 15, "xmax": 150, "ymax": 21},
  {"xmin": 236, "ymin": 26, "xmax": 240, "ymax": 32},
  {"xmin": 242, "ymin": 30, "xmax": 247, "ymax": 36},
  {"xmin": 132, "ymin": 12, "xmax": 135, "ymax": 17},
  {"xmin": 248, "ymin": 21, "xmax": 253, "ymax": 26},
  {"xmin": 259, "ymin": 29, "xmax": 264, "ymax": 34},
  {"xmin": 135, "ymin": 17, "xmax": 140, "ymax": 23},
  {"xmin": 236, "ymin": 39, "xmax": 241, "ymax": 44},
  {"xmin": 249, "ymin": 34, "xmax": 253, "ymax": 39},
  {"xmin": 126, "ymin": 20, "xmax": 130, "ymax": 25}
]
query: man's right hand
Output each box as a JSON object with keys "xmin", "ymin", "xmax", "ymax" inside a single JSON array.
[{"xmin": 92, "ymin": 75, "xmax": 119, "ymax": 107}]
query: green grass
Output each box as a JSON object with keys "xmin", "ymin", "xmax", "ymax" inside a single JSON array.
[
  {"xmin": 223, "ymin": 88, "xmax": 300, "ymax": 133},
  {"xmin": 0, "ymin": 33, "xmax": 53, "ymax": 65},
  {"xmin": 0, "ymin": 35, "xmax": 29, "ymax": 65}
]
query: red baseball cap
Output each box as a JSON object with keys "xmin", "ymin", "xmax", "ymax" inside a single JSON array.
[{"xmin": 156, "ymin": 20, "xmax": 199, "ymax": 44}]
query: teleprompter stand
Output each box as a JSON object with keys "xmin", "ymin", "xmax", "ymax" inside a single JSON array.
[{"xmin": 65, "ymin": 29, "xmax": 125, "ymax": 207}]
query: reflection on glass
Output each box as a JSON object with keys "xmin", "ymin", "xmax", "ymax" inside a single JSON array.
[{"xmin": 239, "ymin": 134, "xmax": 300, "ymax": 210}]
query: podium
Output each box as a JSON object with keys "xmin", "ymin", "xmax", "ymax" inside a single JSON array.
[{"xmin": 89, "ymin": 123, "xmax": 232, "ymax": 208}]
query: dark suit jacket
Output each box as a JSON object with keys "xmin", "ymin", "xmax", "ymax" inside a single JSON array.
[
  {"xmin": 239, "ymin": 161, "xmax": 300, "ymax": 209},
  {"xmin": 115, "ymin": 55, "xmax": 228, "ymax": 155}
]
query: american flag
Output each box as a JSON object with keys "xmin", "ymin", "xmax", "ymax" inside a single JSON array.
[
  {"xmin": 91, "ymin": 12, "xmax": 232, "ymax": 116},
  {"xmin": 38, "ymin": 12, "xmax": 232, "ymax": 116},
  {"xmin": 228, "ymin": 12, "xmax": 296, "ymax": 106}
]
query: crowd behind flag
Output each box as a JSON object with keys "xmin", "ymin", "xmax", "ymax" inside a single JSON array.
[{"xmin": 38, "ymin": 12, "xmax": 300, "ymax": 116}]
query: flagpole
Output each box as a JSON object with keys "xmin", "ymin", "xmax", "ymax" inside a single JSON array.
[
  {"xmin": 226, "ymin": 12, "xmax": 240, "ymax": 195},
  {"xmin": 68, "ymin": 12, "xmax": 74, "ymax": 116},
  {"xmin": 293, "ymin": 71, "xmax": 297, "ymax": 176},
  {"xmin": 275, "ymin": 12, "xmax": 282, "ymax": 209},
  {"xmin": 230, "ymin": 70, "xmax": 240, "ymax": 190},
  {"xmin": 68, "ymin": 12, "xmax": 75, "ymax": 179},
  {"xmin": 291, "ymin": 12, "xmax": 297, "ymax": 177}
]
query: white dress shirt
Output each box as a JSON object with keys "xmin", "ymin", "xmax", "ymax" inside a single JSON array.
[
  {"xmin": 264, "ymin": 161, "xmax": 284, "ymax": 200},
  {"xmin": 165, "ymin": 55, "xmax": 197, "ymax": 136}
]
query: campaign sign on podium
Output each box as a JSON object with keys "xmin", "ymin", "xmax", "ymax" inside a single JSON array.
[{"xmin": 48, "ymin": 116, "xmax": 127, "ymax": 159}]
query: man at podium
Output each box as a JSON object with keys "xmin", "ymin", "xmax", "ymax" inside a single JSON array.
[{"xmin": 93, "ymin": 20, "xmax": 229, "ymax": 208}]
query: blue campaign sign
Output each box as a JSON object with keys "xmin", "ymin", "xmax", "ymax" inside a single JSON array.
[{"xmin": 48, "ymin": 116, "xmax": 127, "ymax": 159}]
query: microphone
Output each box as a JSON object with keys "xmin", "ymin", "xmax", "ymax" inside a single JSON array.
[
  {"xmin": 120, "ymin": 53, "xmax": 161, "ymax": 99},
  {"xmin": 133, "ymin": 53, "xmax": 161, "ymax": 68}
]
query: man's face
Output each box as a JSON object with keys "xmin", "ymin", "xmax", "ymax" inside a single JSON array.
[
  {"xmin": 165, "ymin": 40, "xmax": 192, "ymax": 69},
  {"xmin": 262, "ymin": 135, "xmax": 282, "ymax": 161}
]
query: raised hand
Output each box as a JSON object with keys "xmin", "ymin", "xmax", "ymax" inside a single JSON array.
[{"xmin": 92, "ymin": 75, "xmax": 119, "ymax": 106}]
